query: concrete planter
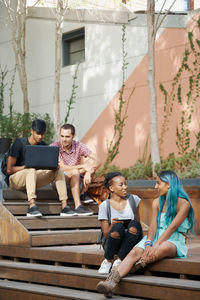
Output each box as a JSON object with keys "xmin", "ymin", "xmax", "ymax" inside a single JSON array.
[{"xmin": 126, "ymin": 178, "xmax": 200, "ymax": 188}]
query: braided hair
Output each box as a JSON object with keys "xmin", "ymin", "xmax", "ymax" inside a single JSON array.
[{"xmin": 103, "ymin": 172, "xmax": 123, "ymax": 190}]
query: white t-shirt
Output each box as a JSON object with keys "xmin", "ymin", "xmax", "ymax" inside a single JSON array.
[{"xmin": 98, "ymin": 194, "xmax": 141, "ymax": 221}]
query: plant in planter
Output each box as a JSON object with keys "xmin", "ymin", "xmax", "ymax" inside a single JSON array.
[
  {"xmin": 0, "ymin": 65, "xmax": 13, "ymax": 154},
  {"xmin": 0, "ymin": 115, "xmax": 14, "ymax": 153},
  {"xmin": 0, "ymin": 112, "xmax": 54, "ymax": 147},
  {"xmin": 14, "ymin": 112, "xmax": 54, "ymax": 145},
  {"xmin": 0, "ymin": 65, "xmax": 54, "ymax": 154}
]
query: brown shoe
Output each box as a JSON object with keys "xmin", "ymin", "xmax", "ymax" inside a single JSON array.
[
  {"xmin": 132, "ymin": 258, "xmax": 147, "ymax": 272},
  {"xmin": 96, "ymin": 268, "xmax": 121, "ymax": 298}
]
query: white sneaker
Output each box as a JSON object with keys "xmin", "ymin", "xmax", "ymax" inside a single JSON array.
[
  {"xmin": 98, "ymin": 259, "xmax": 112, "ymax": 274},
  {"xmin": 112, "ymin": 258, "xmax": 121, "ymax": 269}
]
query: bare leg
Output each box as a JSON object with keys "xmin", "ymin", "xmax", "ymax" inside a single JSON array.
[
  {"xmin": 97, "ymin": 242, "xmax": 177, "ymax": 297},
  {"xmin": 141, "ymin": 241, "xmax": 176, "ymax": 265},
  {"xmin": 117, "ymin": 247, "xmax": 144, "ymax": 277},
  {"xmin": 65, "ymin": 169, "xmax": 81, "ymax": 208}
]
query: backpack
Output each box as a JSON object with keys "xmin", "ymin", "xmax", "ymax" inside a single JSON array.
[
  {"xmin": 97, "ymin": 194, "xmax": 137, "ymax": 249},
  {"xmin": 1, "ymin": 138, "xmax": 27, "ymax": 185},
  {"xmin": 1, "ymin": 151, "xmax": 9, "ymax": 176}
]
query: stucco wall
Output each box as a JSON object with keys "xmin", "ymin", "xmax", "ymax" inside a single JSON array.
[{"xmin": 26, "ymin": 12, "xmax": 151, "ymax": 141}]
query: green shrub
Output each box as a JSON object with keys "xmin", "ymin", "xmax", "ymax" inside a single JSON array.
[
  {"xmin": 0, "ymin": 112, "xmax": 54, "ymax": 145},
  {"xmin": 97, "ymin": 150, "xmax": 200, "ymax": 180}
]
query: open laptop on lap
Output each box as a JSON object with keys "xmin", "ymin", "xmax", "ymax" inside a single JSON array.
[{"xmin": 25, "ymin": 145, "xmax": 59, "ymax": 169}]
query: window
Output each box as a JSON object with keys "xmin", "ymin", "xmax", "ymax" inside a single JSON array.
[{"xmin": 62, "ymin": 28, "xmax": 85, "ymax": 67}]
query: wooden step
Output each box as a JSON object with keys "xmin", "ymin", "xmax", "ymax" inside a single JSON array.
[
  {"xmin": 3, "ymin": 185, "xmax": 200, "ymax": 234},
  {"xmin": 0, "ymin": 260, "xmax": 199, "ymax": 299},
  {"xmin": 3, "ymin": 201, "xmax": 98, "ymax": 215},
  {"xmin": 0, "ymin": 242, "xmax": 199, "ymax": 277},
  {"xmin": 30, "ymin": 229, "xmax": 100, "ymax": 246},
  {"xmin": 0, "ymin": 279, "xmax": 137, "ymax": 300},
  {"xmin": 0, "ymin": 203, "xmax": 147, "ymax": 247},
  {"xmin": 2, "ymin": 185, "xmax": 74, "ymax": 200},
  {"xmin": 3, "ymin": 185, "xmax": 200, "ymax": 201},
  {"xmin": 0, "ymin": 244, "xmax": 104, "ymax": 266},
  {"xmin": 3, "ymin": 188, "xmax": 60, "ymax": 200},
  {"xmin": 0, "ymin": 203, "xmax": 100, "ymax": 247},
  {"xmin": 17, "ymin": 215, "xmax": 100, "ymax": 230}
]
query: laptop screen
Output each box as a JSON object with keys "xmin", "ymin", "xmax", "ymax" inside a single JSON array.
[{"xmin": 25, "ymin": 145, "xmax": 59, "ymax": 169}]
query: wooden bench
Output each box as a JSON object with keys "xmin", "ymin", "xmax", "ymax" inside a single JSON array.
[{"xmin": 0, "ymin": 260, "xmax": 199, "ymax": 300}]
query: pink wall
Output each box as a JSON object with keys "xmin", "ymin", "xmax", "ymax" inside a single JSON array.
[{"xmin": 82, "ymin": 16, "xmax": 200, "ymax": 168}]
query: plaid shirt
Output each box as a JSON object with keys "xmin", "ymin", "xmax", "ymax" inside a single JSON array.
[{"xmin": 51, "ymin": 140, "xmax": 92, "ymax": 166}]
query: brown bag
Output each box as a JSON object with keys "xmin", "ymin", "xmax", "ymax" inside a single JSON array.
[{"xmin": 87, "ymin": 176, "xmax": 109, "ymax": 205}]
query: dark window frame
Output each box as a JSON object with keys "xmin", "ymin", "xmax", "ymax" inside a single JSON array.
[{"xmin": 62, "ymin": 28, "xmax": 85, "ymax": 67}]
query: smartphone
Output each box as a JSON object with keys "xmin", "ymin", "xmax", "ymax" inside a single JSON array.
[{"xmin": 117, "ymin": 219, "xmax": 132, "ymax": 227}]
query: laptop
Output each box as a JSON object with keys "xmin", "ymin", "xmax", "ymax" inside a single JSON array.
[{"xmin": 25, "ymin": 145, "xmax": 59, "ymax": 169}]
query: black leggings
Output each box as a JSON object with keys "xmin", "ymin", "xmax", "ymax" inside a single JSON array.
[{"xmin": 104, "ymin": 219, "xmax": 143, "ymax": 260}]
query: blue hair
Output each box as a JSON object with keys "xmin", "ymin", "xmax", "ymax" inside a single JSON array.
[{"xmin": 156, "ymin": 170, "xmax": 195, "ymax": 234}]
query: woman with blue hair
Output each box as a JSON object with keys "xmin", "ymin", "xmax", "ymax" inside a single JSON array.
[{"xmin": 97, "ymin": 170, "xmax": 195, "ymax": 298}]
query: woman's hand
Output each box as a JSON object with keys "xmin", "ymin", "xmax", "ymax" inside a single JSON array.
[
  {"xmin": 141, "ymin": 245, "xmax": 158, "ymax": 264},
  {"xmin": 111, "ymin": 218, "xmax": 124, "ymax": 225}
]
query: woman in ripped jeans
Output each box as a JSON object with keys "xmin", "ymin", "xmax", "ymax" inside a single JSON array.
[{"xmin": 98, "ymin": 172, "xmax": 143, "ymax": 274}]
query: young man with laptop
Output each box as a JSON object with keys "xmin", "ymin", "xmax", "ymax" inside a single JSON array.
[
  {"xmin": 51, "ymin": 124, "xmax": 100, "ymax": 213},
  {"xmin": 5, "ymin": 119, "xmax": 84, "ymax": 217}
]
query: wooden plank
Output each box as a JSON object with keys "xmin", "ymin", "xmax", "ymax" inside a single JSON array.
[
  {"xmin": 0, "ymin": 244, "xmax": 104, "ymax": 266},
  {"xmin": 3, "ymin": 186, "xmax": 200, "ymax": 202},
  {"xmin": 184, "ymin": 187, "xmax": 200, "ymax": 199},
  {"xmin": 18, "ymin": 216, "xmax": 145, "ymax": 231},
  {"xmin": 127, "ymin": 188, "xmax": 158, "ymax": 199},
  {"xmin": 117, "ymin": 279, "xmax": 200, "ymax": 300},
  {"xmin": 3, "ymin": 188, "xmax": 60, "ymax": 200},
  {"xmin": 18, "ymin": 215, "xmax": 101, "ymax": 229},
  {"xmin": 30, "ymin": 229, "xmax": 100, "ymax": 246},
  {"xmin": 3, "ymin": 202, "xmax": 99, "ymax": 215},
  {"xmin": 3, "ymin": 202, "xmax": 98, "ymax": 216},
  {"xmin": 147, "ymin": 256, "xmax": 200, "ymax": 276},
  {"xmin": 2, "ymin": 202, "xmax": 61, "ymax": 215},
  {"xmin": 0, "ymin": 240, "xmax": 199, "ymax": 276},
  {"xmin": 0, "ymin": 204, "xmax": 30, "ymax": 247},
  {"xmin": 0, "ymin": 279, "xmax": 136, "ymax": 300},
  {"xmin": 0, "ymin": 261, "xmax": 199, "ymax": 299}
]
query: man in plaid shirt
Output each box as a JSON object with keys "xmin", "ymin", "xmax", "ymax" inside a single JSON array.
[{"xmin": 51, "ymin": 124, "xmax": 100, "ymax": 216}]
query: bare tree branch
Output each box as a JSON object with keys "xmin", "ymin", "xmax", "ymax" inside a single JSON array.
[
  {"xmin": 155, "ymin": 0, "xmax": 177, "ymax": 34},
  {"xmin": 1, "ymin": 0, "xmax": 29, "ymax": 112}
]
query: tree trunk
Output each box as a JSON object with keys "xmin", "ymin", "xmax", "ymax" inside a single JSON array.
[
  {"xmin": 147, "ymin": 0, "xmax": 160, "ymax": 173},
  {"xmin": 53, "ymin": 15, "xmax": 62, "ymax": 138},
  {"xmin": 53, "ymin": 1, "xmax": 66, "ymax": 138},
  {"xmin": 3, "ymin": 0, "xmax": 29, "ymax": 113},
  {"xmin": 21, "ymin": 5, "xmax": 29, "ymax": 113}
]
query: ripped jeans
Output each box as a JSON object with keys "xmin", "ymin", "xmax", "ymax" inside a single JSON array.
[{"xmin": 104, "ymin": 219, "xmax": 143, "ymax": 260}]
